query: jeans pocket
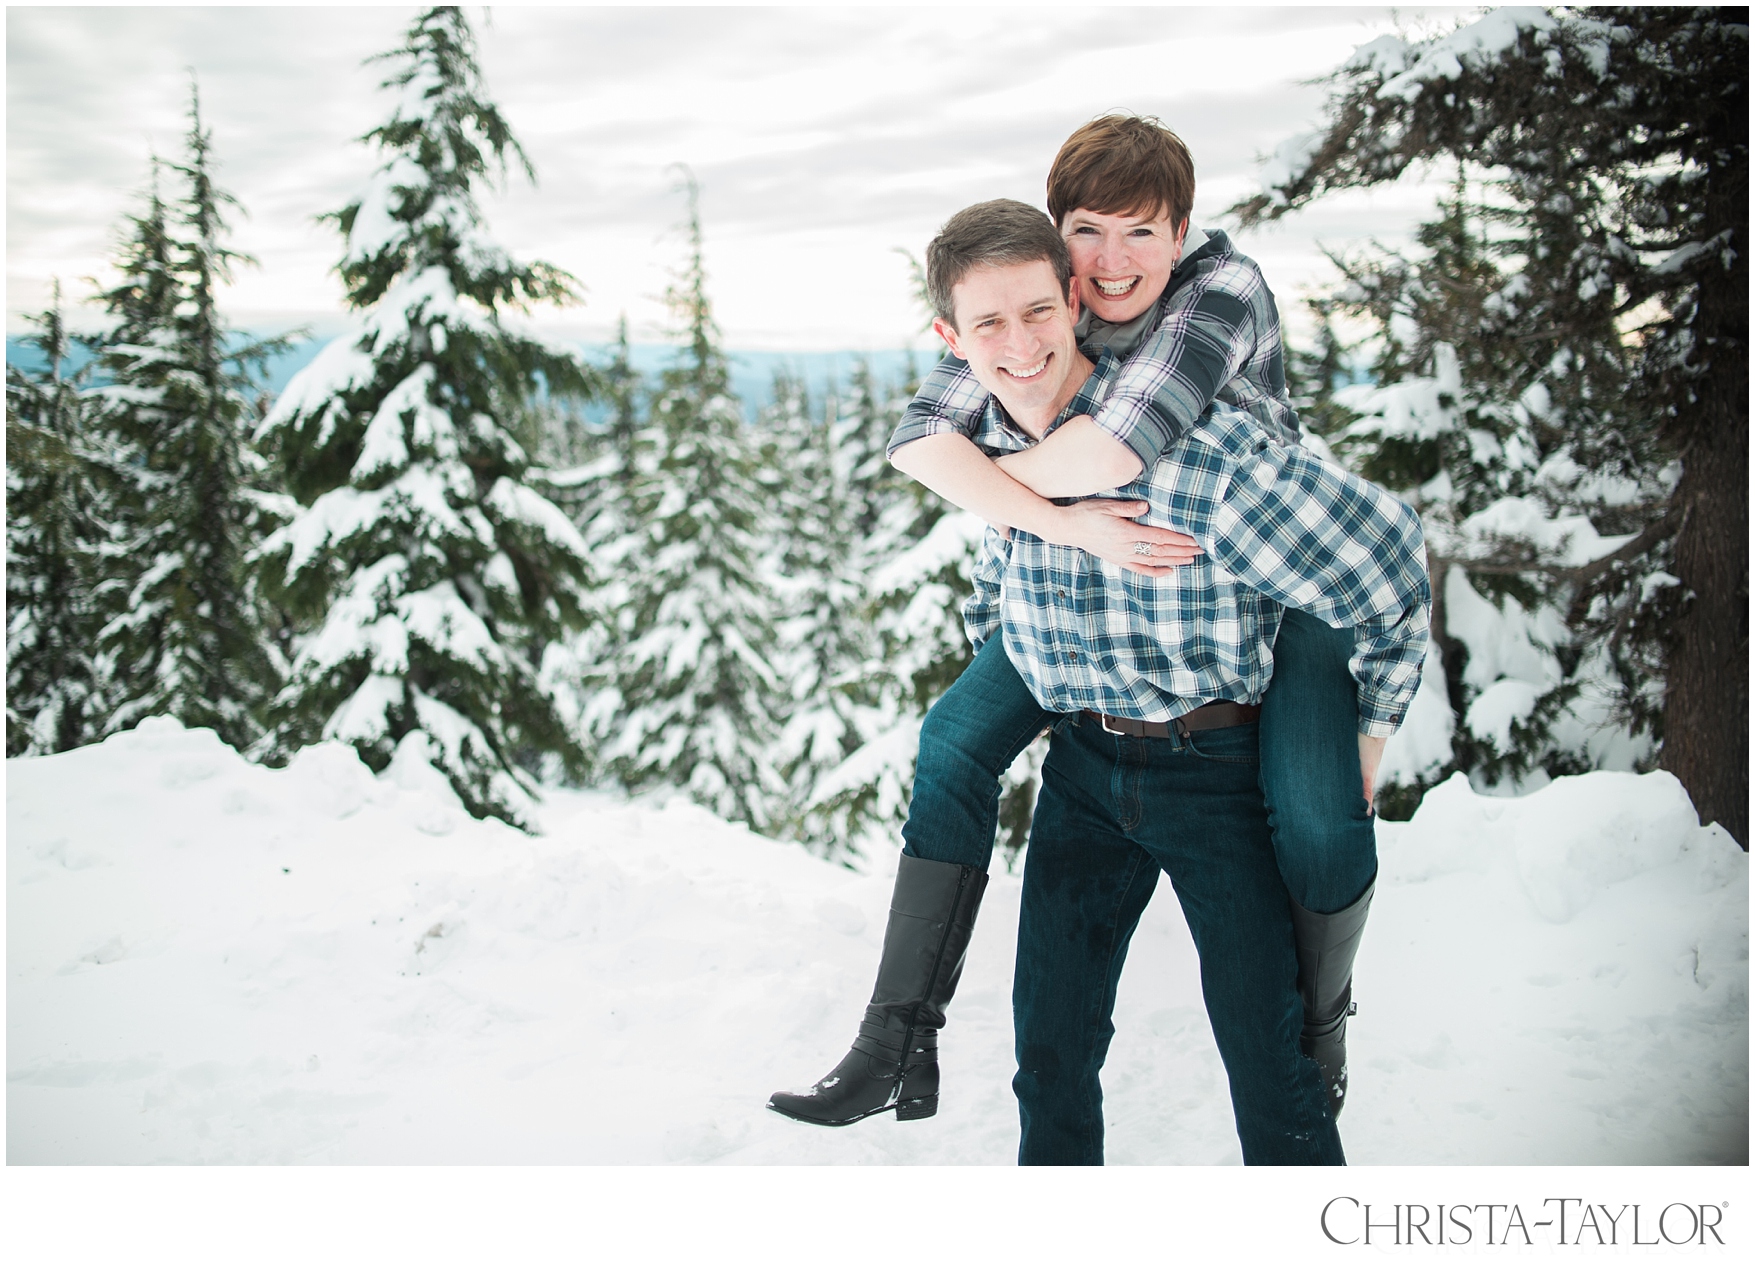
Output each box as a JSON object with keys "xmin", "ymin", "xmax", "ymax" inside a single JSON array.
[{"xmin": 1183, "ymin": 721, "xmax": 1260, "ymax": 765}]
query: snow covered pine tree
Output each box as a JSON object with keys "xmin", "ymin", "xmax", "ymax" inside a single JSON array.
[
  {"xmin": 5, "ymin": 286, "xmax": 124, "ymax": 755},
  {"xmin": 758, "ymin": 367, "xmax": 891, "ymax": 860},
  {"xmin": 256, "ymin": 7, "xmax": 597, "ymax": 827},
  {"xmin": 590, "ymin": 168, "xmax": 788, "ymax": 831},
  {"xmin": 1240, "ymin": 7, "xmax": 1747, "ymax": 841},
  {"xmin": 89, "ymin": 84, "xmax": 286, "ymax": 754}
]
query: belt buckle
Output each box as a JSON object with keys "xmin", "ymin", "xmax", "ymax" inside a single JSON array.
[{"xmin": 1099, "ymin": 713, "xmax": 1126, "ymax": 737}]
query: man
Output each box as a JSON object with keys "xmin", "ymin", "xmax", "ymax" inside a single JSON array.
[{"xmin": 910, "ymin": 199, "xmax": 1428, "ymax": 1164}]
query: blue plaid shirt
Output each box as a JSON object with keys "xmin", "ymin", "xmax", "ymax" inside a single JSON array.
[
  {"xmin": 965, "ymin": 351, "xmax": 1429, "ymax": 737},
  {"xmin": 890, "ymin": 228, "xmax": 1301, "ymax": 467}
]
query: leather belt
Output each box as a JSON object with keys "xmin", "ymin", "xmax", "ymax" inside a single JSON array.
[{"xmin": 1083, "ymin": 701, "xmax": 1261, "ymax": 739}]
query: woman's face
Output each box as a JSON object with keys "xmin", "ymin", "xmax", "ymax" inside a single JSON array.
[{"xmin": 1061, "ymin": 208, "xmax": 1188, "ymax": 324}]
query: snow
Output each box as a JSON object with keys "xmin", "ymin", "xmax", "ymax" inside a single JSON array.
[
  {"xmin": 1334, "ymin": 342, "xmax": 1462, "ymax": 443},
  {"xmin": 1375, "ymin": 8, "xmax": 1557, "ymax": 103},
  {"xmin": 1652, "ymin": 232, "xmax": 1733, "ymax": 276},
  {"xmin": 265, "ymin": 465, "xmax": 488, "ymax": 582},
  {"xmin": 256, "ymin": 331, "xmax": 376, "ymax": 446},
  {"xmin": 324, "ymin": 672, "xmax": 403, "ymax": 746},
  {"xmin": 1465, "ymin": 677, "xmax": 1542, "ymax": 754},
  {"xmin": 1257, "ymin": 131, "xmax": 1324, "ymax": 206},
  {"xmin": 353, "ymin": 365, "xmax": 441, "ymax": 478},
  {"xmin": 344, "ymin": 155, "xmax": 427, "ymax": 265},
  {"xmin": 867, "ymin": 509, "xmax": 985, "ymax": 597},
  {"xmin": 8, "ymin": 719, "xmax": 1745, "ymax": 1165},
  {"xmin": 298, "ymin": 555, "xmax": 413, "ymax": 674},
  {"xmin": 485, "ymin": 477, "xmax": 591, "ymax": 561},
  {"xmin": 1443, "ymin": 565, "xmax": 1561, "ymax": 695},
  {"xmin": 1455, "ymin": 495, "xmax": 1637, "ymax": 568}
]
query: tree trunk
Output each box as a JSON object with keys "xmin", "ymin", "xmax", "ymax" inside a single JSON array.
[{"xmin": 1660, "ymin": 143, "xmax": 1748, "ymax": 847}]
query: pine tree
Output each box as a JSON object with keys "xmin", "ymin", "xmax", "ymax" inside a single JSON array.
[
  {"xmin": 759, "ymin": 368, "xmax": 872, "ymax": 858},
  {"xmin": 791, "ymin": 355, "xmax": 1050, "ymax": 864},
  {"xmin": 1239, "ymin": 8, "xmax": 1746, "ymax": 840},
  {"xmin": 1289, "ymin": 177, "xmax": 1670, "ymax": 808},
  {"xmin": 5, "ymin": 286, "xmax": 124, "ymax": 755},
  {"xmin": 255, "ymin": 6, "xmax": 597, "ymax": 826},
  {"xmin": 593, "ymin": 167, "xmax": 786, "ymax": 829},
  {"xmin": 91, "ymin": 85, "xmax": 284, "ymax": 751},
  {"xmin": 602, "ymin": 313, "xmax": 642, "ymax": 487}
]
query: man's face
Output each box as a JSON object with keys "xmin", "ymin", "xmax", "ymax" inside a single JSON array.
[
  {"xmin": 1061, "ymin": 207, "xmax": 1188, "ymax": 324},
  {"xmin": 932, "ymin": 259, "xmax": 1081, "ymax": 421}
]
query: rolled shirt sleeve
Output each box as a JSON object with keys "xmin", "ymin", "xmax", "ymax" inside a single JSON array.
[
  {"xmin": 1088, "ymin": 286, "xmax": 1260, "ymax": 470},
  {"xmin": 887, "ymin": 354, "xmax": 990, "ymax": 456}
]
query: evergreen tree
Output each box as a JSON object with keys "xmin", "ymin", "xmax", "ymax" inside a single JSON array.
[
  {"xmin": 1287, "ymin": 177, "xmax": 1669, "ymax": 809},
  {"xmin": 602, "ymin": 313, "xmax": 642, "ymax": 487},
  {"xmin": 255, "ymin": 6, "xmax": 596, "ymax": 826},
  {"xmin": 91, "ymin": 86, "xmax": 284, "ymax": 751},
  {"xmin": 760, "ymin": 368, "xmax": 872, "ymax": 859},
  {"xmin": 1240, "ymin": 8, "xmax": 1746, "ymax": 840},
  {"xmin": 838, "ymin": 356, "xmax": 912, "ymax": 541},
  {"xmin": 793, "ymin": 356, "xmax": 1051, "ymax": 865},
  {"xmin": 593, "ymin": 167, "xmax": 786, "ymax": 829},
  {"xmin": 5, "ymin": 287, "xmax": 124, "ymax": 755}
]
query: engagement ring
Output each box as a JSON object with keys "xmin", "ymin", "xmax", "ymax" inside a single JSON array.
[{"xmin": 1133, "ymin": 541, "xmax": 1153, "ymax": 556}]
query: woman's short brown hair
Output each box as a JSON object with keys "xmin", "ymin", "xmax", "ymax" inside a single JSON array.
[{"xmin": 1046, "ymin": 114, "xmax": 1195, "ymax": 229}]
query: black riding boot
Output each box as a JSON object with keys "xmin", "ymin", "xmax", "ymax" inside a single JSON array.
[
  {"xmin": 1291, "ymin": 878, "xmax": 1374, "ymax": 1119},
  {"xmin": 768, "ymin": 855, "xmax": 988, "ymax": 1127}
]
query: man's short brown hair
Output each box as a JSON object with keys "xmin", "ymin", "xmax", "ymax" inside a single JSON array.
[
  {"xmin": 1046, "ymin": 113, "xmax": 1195, "ymax": 229},
  {"xmin": 926, "ymin": 198, "xmax": 1073, "ymax": 329}
]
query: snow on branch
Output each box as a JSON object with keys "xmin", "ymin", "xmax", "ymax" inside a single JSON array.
[{"xmin": 1374, "ymin": 8, "xmax": 1557, "ymax": 103}]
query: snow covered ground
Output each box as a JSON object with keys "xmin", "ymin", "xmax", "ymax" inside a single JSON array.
[{"xmin": 7, "ymin": 718, "xmax": 1747, "ymax": 1166}]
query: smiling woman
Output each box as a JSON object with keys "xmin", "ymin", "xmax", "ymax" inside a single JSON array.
[
  {"xmin": 1050, "ymin": 113, "xmax": 1196, "ymax": 322},
  {"xmin": 5, "ymin": 5, "xmax": 1446, "ymax": 350}
]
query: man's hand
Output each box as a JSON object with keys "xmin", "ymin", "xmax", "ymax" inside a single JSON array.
[
  {"xmin": 1045, "ymin": 499, "xmax": 1202, "ymax": 576},
  {"xmin": 1358, "ymin": 733, "xmax": 1388, "ymax": 811}
]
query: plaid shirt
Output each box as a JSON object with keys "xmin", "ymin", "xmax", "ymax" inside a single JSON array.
[
  {"xmin": 964, "ymin": 351, "xmax": 1429, "ymax": 737},
  {"xmin": 890, "ymin": 228, "xmax": 1301, "ymax": 467}
]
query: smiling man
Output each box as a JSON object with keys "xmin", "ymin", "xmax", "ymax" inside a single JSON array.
[{"xmin": 906, "ymin": 198, "xmax": 1428, "ymax": 1164}]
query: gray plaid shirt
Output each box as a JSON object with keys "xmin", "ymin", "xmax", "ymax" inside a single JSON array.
[
  {"xmin": 890, "ymin": 228, "xmax": 1301, "ymax": 467},
  {"xmin": 965, "ymin": 351, "xmax": 1429, "ymax": 737}
]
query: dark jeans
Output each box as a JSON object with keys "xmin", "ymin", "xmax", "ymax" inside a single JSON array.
[
  {"xmin": 901, "ymin": 610, "xmax": 1376, "ymax": 914},
  {"xmin": 1012, "ymin": 716, "xmax": 1344, "ymax": 1165}
]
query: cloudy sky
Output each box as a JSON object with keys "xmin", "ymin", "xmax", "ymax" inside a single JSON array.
[{"xmin": 8, "ymin": 4, "xmax": 1470, "ymax": 350}]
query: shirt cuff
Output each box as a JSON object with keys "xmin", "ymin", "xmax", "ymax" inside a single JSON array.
[
  {"xmin": 1356, "ymin": 696, "xmax": 1407, "ymax": 738},
  {"xmin": 1091, "ymin": 393, "xmax": 1180, "ymax": 471}
]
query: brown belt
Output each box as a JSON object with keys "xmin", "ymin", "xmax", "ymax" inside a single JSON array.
[{"xmin": 1082, "ymin": 701, "xmax": 1261, "ymax": 739}]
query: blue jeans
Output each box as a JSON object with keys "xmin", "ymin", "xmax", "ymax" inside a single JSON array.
[
  {"xmin": 1012, "ymin": 716, "xmax": 1344, "ymax": 1165},
  {"xmin": 902, "ymin": 611, "xmax": 1376, "ymax": 914},
  {"xmin": 1259, "ymin": 607, "xmax": 1379, "ymax": 914}
]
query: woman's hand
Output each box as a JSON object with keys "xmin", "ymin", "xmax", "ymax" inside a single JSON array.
[
  {"xmin": 1045, "ymin": 499, "xmax": 1202, "ymax": 576},
  {"xmin": 1358, "ymin": 733, "xmax": 1388, "ymax": 811}
]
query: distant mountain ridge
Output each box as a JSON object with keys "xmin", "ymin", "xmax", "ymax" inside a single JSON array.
[{"xmin": 6, "ymin": 335, "xmax": 927, "ymax": 423}]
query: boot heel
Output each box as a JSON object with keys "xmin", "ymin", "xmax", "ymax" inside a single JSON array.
[{"xmin": 895, "ymin": 1095, "xmax": 938, "ymax": 1121}]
